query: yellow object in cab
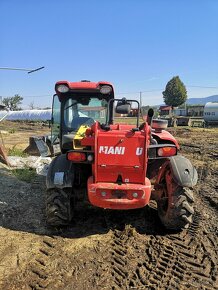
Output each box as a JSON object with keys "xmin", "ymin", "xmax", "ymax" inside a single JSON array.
[{"xmin": 73, "ymin": 125, "xmax": 89, "ymax": 149}]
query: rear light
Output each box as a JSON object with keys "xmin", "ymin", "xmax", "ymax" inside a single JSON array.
[
  {"xmin": 157, "ymin": 147, "xmax": 177, "ymax": 157},
  {"xmin": 100, "ymin": 85, "xmax": 112, "ymax": 94},
  {"xmin": 56, "ymin": 84, "xmax": 69, "ymax": 93},
  {"xmin": 67, "ymin": 152, "xmax": 86, "ymax": 161}
]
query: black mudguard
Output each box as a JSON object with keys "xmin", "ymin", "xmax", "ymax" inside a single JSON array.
[
  {"xmin": 168, "ymin": 155, "xmax": 198, "ymax": 188},
  {"xmin": 46, "ymin": 154, "xmax": 74, "ymax": 189}
]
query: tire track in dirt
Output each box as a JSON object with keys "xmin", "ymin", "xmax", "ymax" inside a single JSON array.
[
  {"xmin": 126, "ymin": 212, "xmax": 217, "ymax": 289},
  {"xmin": 165, "ymin": 210, "xmax": 217, "ymax": 289},
  {"xmin": 28, "ymin": 236, "xmax": 56, "ymax": 290},
  {"xmin": 131, "ymin": 238, "xmax": 186, "ymax": 290},
  {"xmin": 96, "ymin": 201, "xmax": 218, "ymax": 290},
  {"xmin": 110, "ymin": 230, "xmax": 130, "ymax": 289},
  {"xmin": 93, "ymin": 210, "xmax": 148, "ymax": 290}
]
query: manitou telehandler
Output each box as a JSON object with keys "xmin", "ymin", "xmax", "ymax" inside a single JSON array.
[{"xmin": 46, "ymin": 80, "xmax": 197, "ymax": 230}]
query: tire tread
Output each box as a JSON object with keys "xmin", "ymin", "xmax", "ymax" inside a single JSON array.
[
  {"xmin": 46, "ymin": 188, "xmax": 73, "ymax": 226},
  {"xmin": 158, "ymin": 187, "xmax": 194, "ymax": 230}
]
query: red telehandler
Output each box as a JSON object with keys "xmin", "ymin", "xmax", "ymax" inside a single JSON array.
[{"xmin": 46, "ymin": 80, "xmax": 197, "ymax": 230}]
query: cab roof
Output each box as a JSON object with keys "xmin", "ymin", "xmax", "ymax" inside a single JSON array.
[{"xmin": 55, "ymin": 80, "xmax": 114, "ymax": 92}]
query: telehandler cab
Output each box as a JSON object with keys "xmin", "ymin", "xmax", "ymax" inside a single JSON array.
[{"xmin": 46, "ymin": 80, "xmax": 197, "ymax": 230}]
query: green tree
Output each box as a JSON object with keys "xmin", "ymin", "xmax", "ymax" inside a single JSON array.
[
  {"xmin": 162, "ymin": 76, "xmax": 187, "ymax": 108},
  {"xmin": 3, "ymin": 94, "xmax": 23, "ymax": 111}
]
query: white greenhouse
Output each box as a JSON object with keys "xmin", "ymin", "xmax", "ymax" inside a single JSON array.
[{"xmin": 0, "ymin": 110, "xmax": 52, "ymax": 121}]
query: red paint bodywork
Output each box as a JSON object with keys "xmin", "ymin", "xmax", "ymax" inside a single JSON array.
[
  {"xmin": 85, "ymin": 122, "xmax": 152, "ymax": 209},
  {"xmin": 152, "ymin": 130, "xmax": 179, "ymax": 149},
  {"xmin": 88, "ymin": 176, "xmax": 151, "ymax": 209},
  {"xmin": 55, "ymin": 80, "xmax": 114, "ymax": 97}
]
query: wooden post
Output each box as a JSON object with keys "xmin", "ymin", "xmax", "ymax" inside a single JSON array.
[{"xmin": 0, "ymin": 144, "xmax": 10, "ymax": 166}]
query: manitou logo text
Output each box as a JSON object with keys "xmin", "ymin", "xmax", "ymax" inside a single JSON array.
[
  {"xmin": 99, "ymin": 146, "xmax": 144, "ymax": 155},
  {"xmin": 99, "ymin": 146, "xmax": 125, "ymax": 155},
  {"xmin": 136, "ymin": 147, "xmax": 143, "ymax": 156}
]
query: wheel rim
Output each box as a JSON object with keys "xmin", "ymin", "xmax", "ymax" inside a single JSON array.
[{"xmin": 159, "ymin": 167, "xmax": 173, "ymax": 215}]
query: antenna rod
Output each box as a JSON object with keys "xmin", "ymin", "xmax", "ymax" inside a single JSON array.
[
  {"xmin": 0, "ymin": 66, "xmax": 45, "ymax": 74},
  {"xmin": 28, "ymin": 66, "xmax": 45, "ymax": 74}
]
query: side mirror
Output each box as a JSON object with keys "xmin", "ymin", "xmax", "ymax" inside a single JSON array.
[{"xmin": 116, "ymin": 99, "xmax": 131, "ymax": 114}]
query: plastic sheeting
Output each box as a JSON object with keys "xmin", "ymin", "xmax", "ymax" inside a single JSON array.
[
  {"xmin": 7, "ymin": 156, "xmax": 52, "ymax": 176},
  {"xmin": 0, "ymin": 109, "xmax": 90, "ymax": 121},
  {"xmin": 0, "ymin": 110, "xmax": 52, "ymax": 121}
]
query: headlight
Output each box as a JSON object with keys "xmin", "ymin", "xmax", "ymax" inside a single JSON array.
[
  {"xmin": 100, "ymin": 85, "xmax": 112, "ymax": 94},
  {"xmin": 56, "ymin": 84, "xmax": 69, "ymax": 93}
]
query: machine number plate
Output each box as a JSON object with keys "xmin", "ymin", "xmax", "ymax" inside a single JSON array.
[{"xmin": 54, "ymin": 172, "xmax": 64, "ymax": 185}]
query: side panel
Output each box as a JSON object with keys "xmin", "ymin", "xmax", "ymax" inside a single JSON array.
[{"xmin": 46, "ymin": 154, "xmax": 74, "ymax": 189}]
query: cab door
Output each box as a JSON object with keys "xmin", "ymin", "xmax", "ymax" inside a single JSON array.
[{"xmin": 51, "ymin": 94, "xmax": 61, "ymax": 144}]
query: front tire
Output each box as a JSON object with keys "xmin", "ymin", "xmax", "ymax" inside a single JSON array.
[
  {"xmin": 157, "ymin": 167, "xmax": 194, "ymax": 230},
  {"xmin": 46, "ymin": 188, "xmax": 74, "ymax": 226}
]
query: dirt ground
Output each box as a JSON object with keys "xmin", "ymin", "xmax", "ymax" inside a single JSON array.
[{"xmin": 0, "ymin": 121, "xmax": 217, "ymax": 290}]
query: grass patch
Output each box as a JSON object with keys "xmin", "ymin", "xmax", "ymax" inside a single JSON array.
[
  {"xmin": 114, "ymin": 117, "xmax": 144, "ymax": 125},
  {"xmin": 12, "ymin": 167, "xmax": 36, "ymax": 183},
  {"xmin": 8, "ymin": 128, "xmax": 16, "ymax": 134},
  {"xmin": 8, "ymin": 146, "xmax": 28, "ymax": 157}
]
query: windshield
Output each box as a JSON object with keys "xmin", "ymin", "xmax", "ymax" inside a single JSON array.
[{"xmin": 64, "ymin": 97, "xmax": 108, "ymax": 131}]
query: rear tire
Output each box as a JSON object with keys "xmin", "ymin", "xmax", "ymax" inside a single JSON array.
[
  {"xmin": 157, "ymin": 166, "xmax": 194, "ymax": 230},
  {"xmin": 158, "ymin": 187, "xmax": 194, "ymax": 230},
  {"xmin": 46, "ymin": 188, "xmax": 73, "ymax": 226}
]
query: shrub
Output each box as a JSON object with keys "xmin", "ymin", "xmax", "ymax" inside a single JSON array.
[
  {"xmin": 8, "ymin": 146, "xmax": 28, "ymax": 157},
  {"xmin": 12, "ymin": 167, "xmax": 36, "ymax": 183}
]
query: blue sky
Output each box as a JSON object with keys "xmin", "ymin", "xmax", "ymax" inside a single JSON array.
[{"xmin": 1, "ymin": 0, "xmax": 218, "ymax": 108}]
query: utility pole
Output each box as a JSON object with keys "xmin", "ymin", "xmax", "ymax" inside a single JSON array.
[{"xmin": 139, "ymin": 91, "xmax": 142, "ymax": 107}]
